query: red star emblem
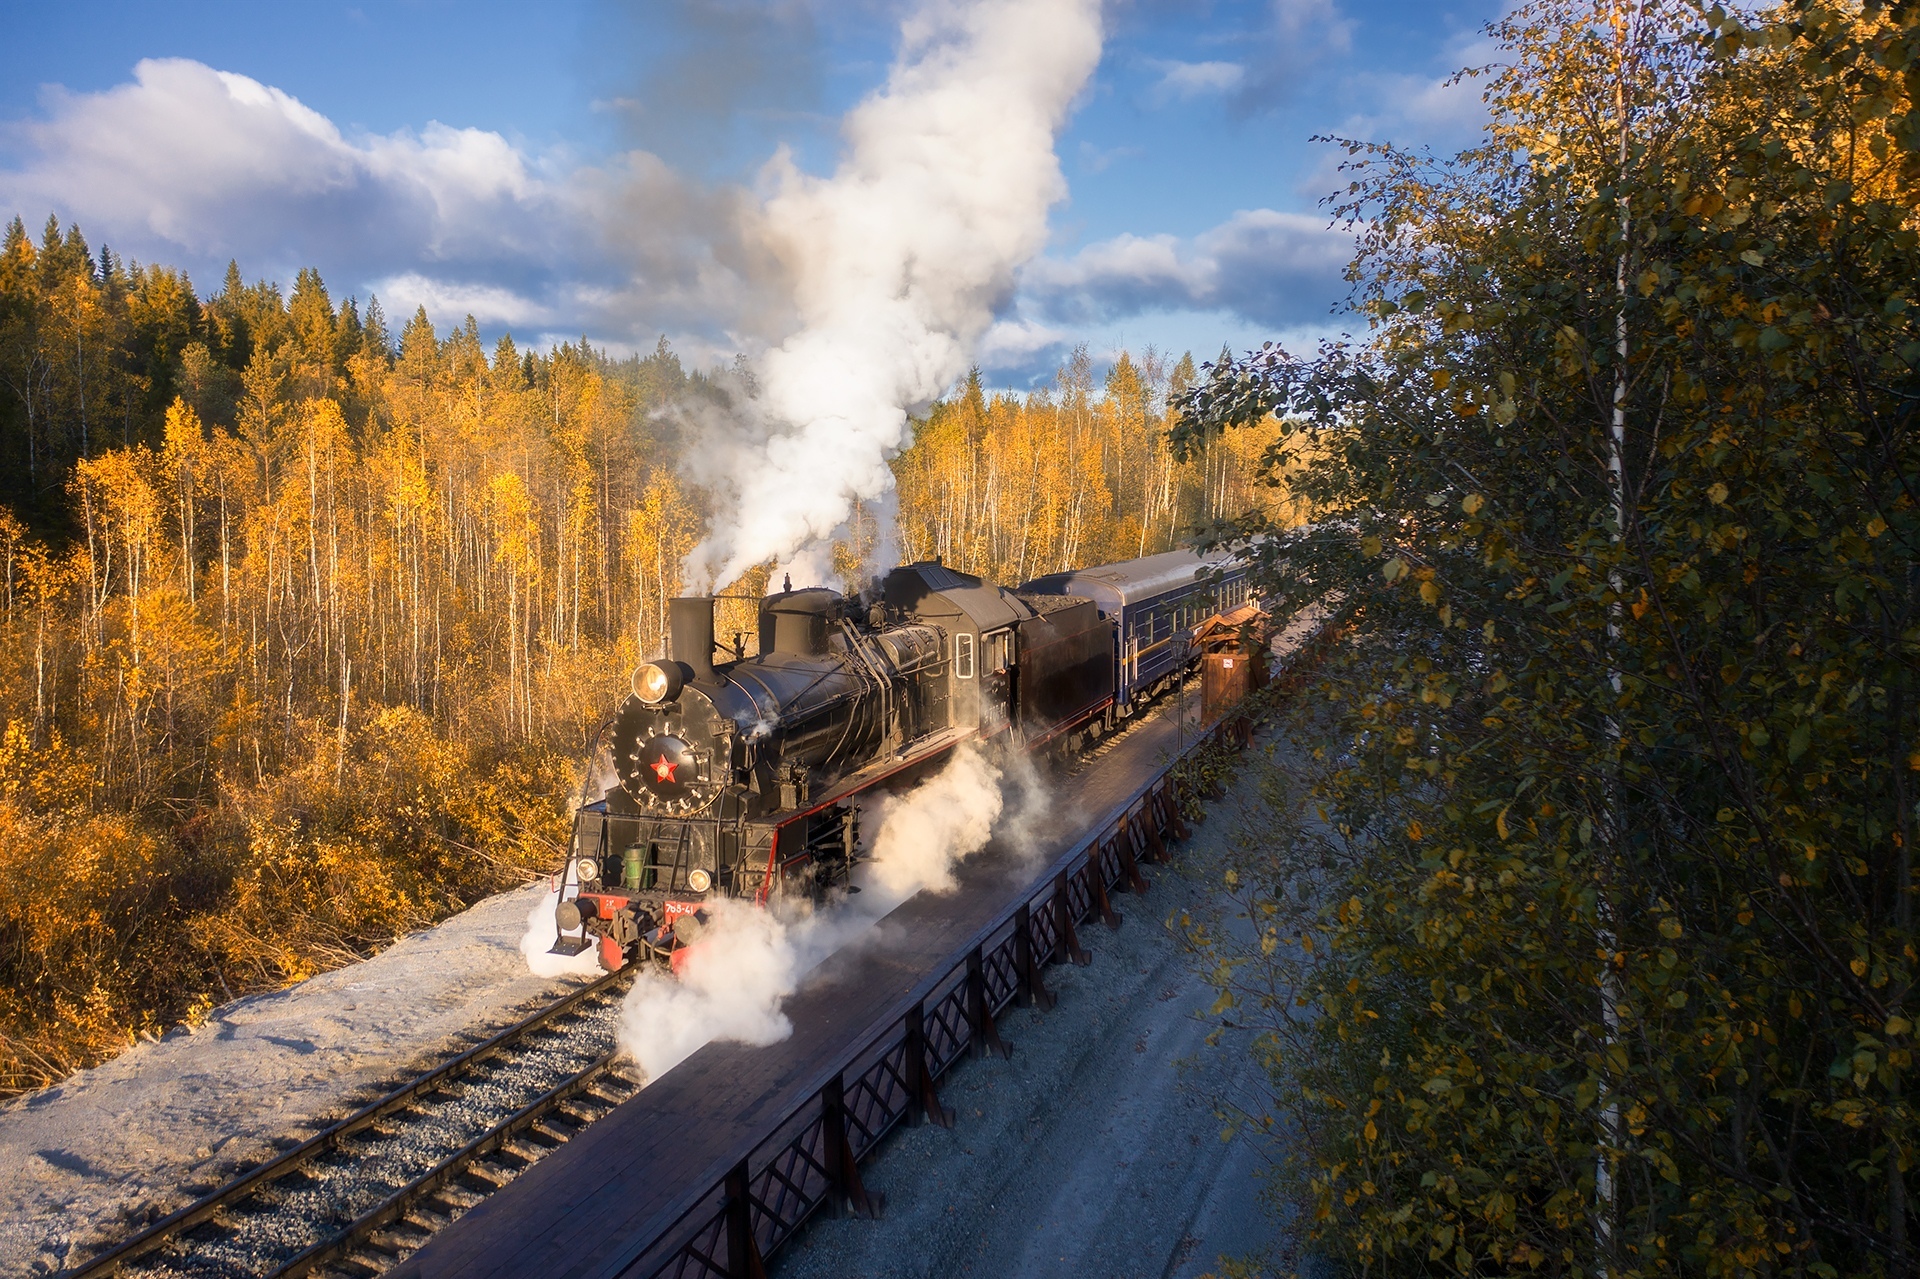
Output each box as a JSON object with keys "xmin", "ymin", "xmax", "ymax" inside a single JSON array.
[{"xmin": 651, "ymin": 753, "xmax": 678, "ymax": 783}]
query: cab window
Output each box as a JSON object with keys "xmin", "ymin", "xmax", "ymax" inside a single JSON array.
[
  {"xmin": 955, "ymin": 632, "xmax": 976, "ymax": 679},
  {"xmin": 984, "ymin": 629, "xmax": 1011, "ymax": 672}
]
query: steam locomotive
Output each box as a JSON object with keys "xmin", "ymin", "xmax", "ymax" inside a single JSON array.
[{"xmin": 550, "ymin": 549, "xmax": 1254, "ymax": 971}]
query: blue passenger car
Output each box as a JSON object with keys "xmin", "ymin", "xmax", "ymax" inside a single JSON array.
[{"xmin": 1019, "ymin": 548, "xmax": 1255, "ymax": 717}]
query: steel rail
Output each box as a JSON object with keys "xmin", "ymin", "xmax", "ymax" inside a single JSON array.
[
  {"xmin": 65, "ymin": 964, "xmax": 634, "ymax": 1279},
  {"xmin": 267, "ymin": 1049, "xmax": 627, "ymax": 1279}
]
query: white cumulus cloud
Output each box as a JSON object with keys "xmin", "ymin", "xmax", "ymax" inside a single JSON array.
[
  {"xmin": 1021, "ymin": 208, "xmax": 1352, "ymax": 331},
  {"xmin": 1149, "ymin": 59, "xmax": 1246, "ymax": 101},
  {"xmin": 0, "ymin": 57, "xmax": 750, "ymax": 349}
]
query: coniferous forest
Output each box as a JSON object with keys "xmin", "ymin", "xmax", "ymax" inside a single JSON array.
[{"xmin": 0, "ymin": 213, "xmax": 1290, "ymax": 1093}]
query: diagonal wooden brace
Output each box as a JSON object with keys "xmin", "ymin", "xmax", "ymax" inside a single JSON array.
[
  {"xmin": 1160, "ymin": 781, "xmax": 1195, "ymax": 840},
  {"xmin": 1014, "ymin": 903, "xmax": 1057, "ymax": 1011},
  {"xmin": 1088, "ymin": 852, "xmax": 1122, "ymax": 929},
  {"xmin": 904, "ymin": 1002, "xmax": 954, "ymax": 1130},
  {"xmin": 1115, "ymin": 818, "xmax": 1151, "ymax": 895},
  {"xmin": 966, "ymin": 949, "xmax": 1013, "ymax": 1059},
  {"xmin": 1163, "ymin": 783, "xmax": 1193, "ymax": 842},
  {"xmin": 1140, "ymin": 798, "xmax": 1171, "ymax": 864},
  {"xmin": 1052, "ymin": 871, "xmax": 1091, "ymax": 965}
]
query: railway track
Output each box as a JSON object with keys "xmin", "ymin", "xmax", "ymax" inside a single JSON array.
[{"xmin": 66, "ymin": 967, "xmax": 639, "ymax": 1279}]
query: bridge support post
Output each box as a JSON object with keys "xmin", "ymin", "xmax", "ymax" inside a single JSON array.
[
  {"xmin": 903, "ymin": 1001, "xmax": 952, "ymax": 1129},
  {"xmin": 1013, "ymin": 903, "xmax": 1055, "ymax": 1011},
  {"xmin": 1088, "ymin": 847, "xmax": 1122, "ymax": 929},
  {"xmin": 724, "ymin": 1159, "xmax": 767, "ymax": 1279},
  {"xmin": 965, "ymin": 948, "xmax": 1011, "ymax": 1059},
  {"xmin": 1114, "ymin": 819, "xmax": 1151, "ymax": 895},
  {"xmin": 821, "ymin": 1075, "xmax": 882, "ymax": 1220},
  {"xmin": 1052, "ymin": 872, "xmax": 1091, "ymax": 966}
]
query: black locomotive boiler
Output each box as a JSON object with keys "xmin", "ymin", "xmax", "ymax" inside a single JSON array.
[{"xmin": 550, "ymin": 552, "xmax": 1251, "ymax": 971}]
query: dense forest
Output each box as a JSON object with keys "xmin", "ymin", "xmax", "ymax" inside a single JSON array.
[
  {"xmin": 1177, "ymin": 0, "xmax": 1920, "ymax": 1276},
  {"xmin": 0, "ymin": 212, "xmax": 1287, "ymax": 1094}
]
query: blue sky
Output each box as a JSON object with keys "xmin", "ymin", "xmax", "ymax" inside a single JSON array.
[{"xmin": 0, "ymin": 0, "xmax": 1499, "ymax": 386}]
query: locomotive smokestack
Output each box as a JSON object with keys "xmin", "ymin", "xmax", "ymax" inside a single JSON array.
[{"xmin": 669, "ymin": 597, "xmax": 717, "ymax": 681}]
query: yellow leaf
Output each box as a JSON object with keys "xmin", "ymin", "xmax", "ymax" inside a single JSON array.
[
  {"xmin": 1433, "ymin": 369, "xmax": 1452, "ymax": 390},
  {"xmin": 1461, "ymin": 493, "xmax": 1484, "ymax": 515},
  {"xmin": 1496, "ymin": 805, "xmax": 1511, "ymax": 840},
  {"xmin": 1708, "ymin": 482, "xmax": 1729, "ymax": 505},
  {"xmin": 1419, "ymin": 580, "xmax": 1441, "ymax": 604},
  {"xmin": 1868, "ymin": 517, "xmax": 1888, "ymax": 538}
]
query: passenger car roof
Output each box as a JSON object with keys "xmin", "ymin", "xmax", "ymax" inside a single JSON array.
[{"xmin": 1020, "ymin": 547, "xmax": 1238, "ymax": 607}]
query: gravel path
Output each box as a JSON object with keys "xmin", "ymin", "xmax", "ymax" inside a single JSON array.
[
  {"xmin": 774, "ymin": 765, "xmax": 1296, "ymax": 1279},
  {"xmin": 0, "ymin": 882, "xmax": 590, "ymax": 1278}
]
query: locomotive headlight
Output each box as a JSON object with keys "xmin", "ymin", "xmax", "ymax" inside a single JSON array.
[
  {"xmin": 632, "ymin": 661, "xmax": 683, "ymax": 704},
  {"xmin": 688, "ymin": 868, "xmax": 712, "ymax": 893},
  {"xmin": 574, "ymin": 857, "xmax": 599, "ymax": 883}
]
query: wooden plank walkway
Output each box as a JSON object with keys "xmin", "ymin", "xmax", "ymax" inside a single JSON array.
[{"xmin": 391, "ymin": 706, "xmax": 1198, "ymax": 1279}]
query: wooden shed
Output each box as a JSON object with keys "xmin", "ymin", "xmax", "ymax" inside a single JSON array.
[{"xmin": 1192, "ymin": 603, "xmax": 1271, "ymax": 724}]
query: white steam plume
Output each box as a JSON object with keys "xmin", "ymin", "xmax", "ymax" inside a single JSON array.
[
  {"xmin": 680, "ymin": 0, "xmax": 1104, "ymax": 590},
  {"xmin": 616, "ymin": 741, "xmax": 1050, "ymax": 1083}
]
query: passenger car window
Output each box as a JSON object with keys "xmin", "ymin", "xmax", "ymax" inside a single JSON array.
[{"xmin": 955, "ymin": 632, "xmax": 975, "ymax": 679}]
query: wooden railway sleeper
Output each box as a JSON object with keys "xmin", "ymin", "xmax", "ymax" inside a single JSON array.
[{"xmin": 268, "ymin": 1052, "xmax": 622, "ymax": 1279}]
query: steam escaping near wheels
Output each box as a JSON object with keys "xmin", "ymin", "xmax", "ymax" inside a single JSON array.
[{"xmin": 614, "ymin": 742, "xmax": 1049, "ymax": 1085}]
